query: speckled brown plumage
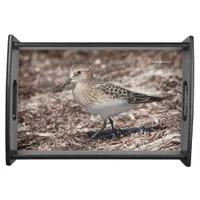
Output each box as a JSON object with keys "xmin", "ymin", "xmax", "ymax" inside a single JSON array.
[{"xmin": 95, "ymin": 83, "xmax": 163, "ymax": 104}]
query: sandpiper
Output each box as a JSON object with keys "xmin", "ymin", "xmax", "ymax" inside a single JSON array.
[{"xmin": 56, "ymin": 64, "xmax": 163, "ymax": 140}]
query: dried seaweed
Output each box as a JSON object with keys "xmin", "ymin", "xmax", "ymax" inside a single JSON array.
[{"xmin": 18, "ymin": 50, "xmax": 182, "ymax": 151}]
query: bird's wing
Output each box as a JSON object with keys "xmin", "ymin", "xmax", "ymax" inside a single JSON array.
[{"xmin": 95, "ymin": 83, "xmax": 162, "ymax": 104}]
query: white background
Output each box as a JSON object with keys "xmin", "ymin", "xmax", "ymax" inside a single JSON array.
[{"xmin": 0, "ymin": 1, "xmax": 199, "ymax": 199}]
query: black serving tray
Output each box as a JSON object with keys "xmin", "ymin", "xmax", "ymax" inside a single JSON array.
[{"xmin": 6, "ymin": 35, "xmax": 194, "ymax": 166}]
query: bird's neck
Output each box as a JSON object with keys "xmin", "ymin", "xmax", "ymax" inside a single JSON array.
[{"xmin": 77, "ymin": 76, "xmax": 95, "ymax": 86}]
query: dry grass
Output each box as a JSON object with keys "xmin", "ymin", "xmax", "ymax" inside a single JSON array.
[{"xmin": 18, "ymin": 50, "xmax": 182, "ymax": 151}]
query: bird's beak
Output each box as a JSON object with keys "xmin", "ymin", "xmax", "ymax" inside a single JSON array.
[{"xmin": 55, "ymin": 78, "xmax": 71, "ymax": 92}]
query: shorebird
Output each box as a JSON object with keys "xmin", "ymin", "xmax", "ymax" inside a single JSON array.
[{"xmin": 56, "ymin": 64, "xmax": 163, "ymax": 140}]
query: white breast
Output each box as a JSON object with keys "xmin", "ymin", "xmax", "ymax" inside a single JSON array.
[{"xmin": 84, "ymin": 99, "xmax": 134, "ymax": 119}]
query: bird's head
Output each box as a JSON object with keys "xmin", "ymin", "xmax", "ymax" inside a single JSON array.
[
  {"xmin": 55, "ymin": 64, "xmax": 94, "ymax": 91},
  {"xmin": 69, "ymin": 64, "xmax": 93, "ymax": 84}
]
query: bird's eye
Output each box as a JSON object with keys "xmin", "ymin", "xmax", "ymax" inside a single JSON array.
[{"xmin": 77, "ymin": 71, "xmax": 81, "ymax": 75}]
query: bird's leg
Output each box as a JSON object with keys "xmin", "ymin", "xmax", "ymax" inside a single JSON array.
[
  {"xmin": 108, "ymin": 117, "xmax": 120, "ymax": 138},
  {"xmin": 108, "ymin": 117, "xmax": 115, "ymax": 131},
  {"xmin": 89, "ymin": 119, "xmax": 107, "ymax": 140}
]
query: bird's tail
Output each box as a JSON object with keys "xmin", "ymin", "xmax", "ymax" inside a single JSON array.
[
  {"xmin": 147, "ymin": 94, "xmax": 176, "ymax": 103},
  {"xmin": 147, "ymin": 95, "xmax": 163, "ymax": 102},
  {"xmin": 126, "ymin": 91, "xmax": 175, "ymax": 104},
  {"xmin": 127, "ymin": 92, "xmax": 164, "ymax": 104}
]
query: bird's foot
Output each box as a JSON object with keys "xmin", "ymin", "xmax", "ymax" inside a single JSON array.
[
  {"xmin": 112, "ymin": 128, "xmax": 121, "ymax": 139},
  {"xmin": 87, "ymin": 131, "xmax": 100, "ymax": 141}
]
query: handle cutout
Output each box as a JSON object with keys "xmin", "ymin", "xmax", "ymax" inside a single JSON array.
[
  {"xmin": 183, "ymin": 81, "xmax": 188, "ymax": 121},
  {"xmin": 12, "ymin": 80, "xmax": 17, "ymax": 121}
]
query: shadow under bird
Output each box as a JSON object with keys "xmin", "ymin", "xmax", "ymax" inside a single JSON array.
[{"xmin": 56, "ymin": 64, "xmax": 163, "ymax": 140}]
